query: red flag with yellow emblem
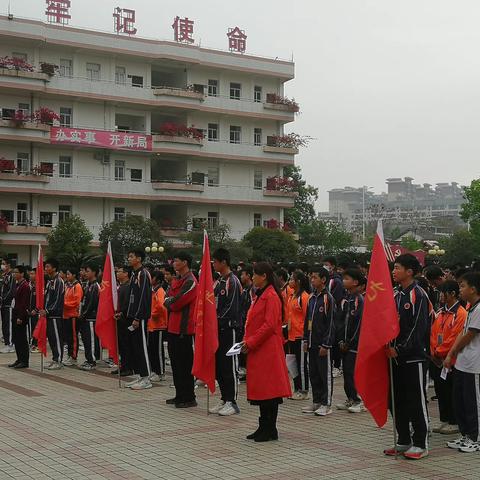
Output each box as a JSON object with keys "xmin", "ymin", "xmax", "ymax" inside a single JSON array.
[
  {"xmin": 192, "ymin": 231, "xmax": 218, "ymax": 393},
  {"xmin": 355, "ymin": 221, "xmax": 399, "ymax": 427}
]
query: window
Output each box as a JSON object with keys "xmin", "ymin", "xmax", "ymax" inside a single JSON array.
[
  {"xmin": 129, "ymin": 75, "xmax": 144, "ymax": 88},
  {"xmin": 18, "ymin": 103, "xmax": 30, "ymax": 116},
  {"xmin": 115, "ymin": 66, "xmax": 126, "ymax": 84},
  {"xmin": 207, "ymin": 167, "xmax": 219, "ymax": 187},
  {"xmin": 59, "ymin": 156, "xmax": 72, "ymax": 178},
  {"xmin": 208, "ymin": 79, "xmax": 218, "ymax": 97},
  {"xmin": 230, "ymin": 82, "xmax": 241, "ymax": 100},
  {"xmin": 254, "ymin": 128, "xmax": 262, "ymax": 146},
  {"xmin": 16, "ymin": 153, "xmax": 30, "ymax": 174},
  {"xmin": 6, "ymin": 253, "xmax": 18, "ymax": 267},
  {"xmin": 86, "ymin": 63, "xmax": 101, "ymax": 81},
  {"xmin": 208, "ymin": 123, "xmax": 219, "ymax": 142},
  {"xmin": 230, "ymin": 125, "xmax": 241, "ymax": 144},
  {"xmin": 114, "ymin": 207, "xmax": 126, "ymax": 221},
  {"xmin": 114, "ymin": 160, "xmax": 125, "ymax": 181},
  {"xmin": 59, "ymin": 58, "xmax": 73, "ymax": 77},
  {"xmin": 58, "ymin": 205, "xmax": 71, "ymax": 222},
  {"xmin": 0, "ymin": 210, "xmax": 14, "ymax": 224},
  {"xmin": 208, "ymin": 212, "xmax": 219, "ymax": 229},
  {"xmin": 59, "ymin": 107, "xmax": 72, "ymax": 127},
  {"xmin": 12, "ymin": 52, "xmax": 27, "ymax": 61},
  {"xmin": 39, "ymin": 212, "xmax": 53, "ymax": 227},
  {"xmin": 254, "ymin": 85, "xmax": 262, "ymax": 103},
  {"xmin": 254, "ymin": 213, "xmax": 262, "ymax": 227},
  {"xmin": 130, "ymin": 169, "xmax": 142, "ymax": 182},
  {"xmin": 254, "ymin": 170, "xmax": 263, "ymax": 190},
  {"xmin": 1, "ymin": 108, "xmax": 15, "ymax": 119},
  {"xmin": 16, "ymin": 204, "xmax": 28, "ymax": 226}
]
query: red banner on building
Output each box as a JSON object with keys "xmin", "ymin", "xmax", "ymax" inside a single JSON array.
[{"xmin": 50, "ymin": 127, "xmax": 152, "ymax": 151}]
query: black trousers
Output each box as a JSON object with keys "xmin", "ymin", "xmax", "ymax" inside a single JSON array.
[
  {"xmin": 63, "ymin": 317, "xmax": 79, "ymax": 359},
  {"xmin": 148, "ymin": 329, "xmax": 166, "ymax": 375},
  {"xmin": 168, "ymin": 333, "xmax": 195, "ymax": 403},
  {"xmin": 342, "ymin": 351, "xmax": 360, "ymax": 402},
  {"xmin": 430, "ymin": 361, "xmax": 456, "ymax": 425},
  {"xmin": 127, "ymin": 319, "xmax": 150, "ymax": 378},
  {"xmin": 79, "ymin": 320, "xmax": 100, "ymax": 365},
  {"xmin": 453, "ymin": 369, "xmax": 480, "ymax": 442},
  {"xmin": 331, "ymin": 343, "xmax": 342, "ymax": 369},
  {"xmin": 1, "ymin": 306, "xmax": 13, "ymax": 346},
  {"xmin": 391, "ymin": 361, "xmax": 429, "ymax": 449},
  {"xmin": 13, "ymin": 320, "xmax": 29, "ymax": 365},
  {"xmin": 46, "ymin": 317, "xmax": 64, "ymax": 362},
  {"xmin": 309, "ymin": 348, "xmax": 333, "ymax": 405},
  {"xmin": 117, "ymin": 317, "xmax": 133, "ymax": 371},
  {"xmin": 287, "ymin": 339, "xmax": 309, "ymax": 392},
  {"xmin": 216, "ymin": 328, "xmax": 238, "ymax": 402},
  {"xmin": 29, "ymin": 315, "xmax": 38, "ymax": 346}
]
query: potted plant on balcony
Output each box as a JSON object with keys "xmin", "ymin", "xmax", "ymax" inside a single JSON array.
[
  {"xmin": 267, "ymin": 133, "xmax": 311, "ymax": 149},
  {"xmin": 32, "ymin": 107, "xmax": 60, "ymax": 126},
  {"xmin": 39, "ymin": 62, "xmax": 59, "ymax": 76},
  {"xmin": 0, "ymin": 56, "xmax": 35, "ymax": 72},
  {"xmin": 266, "ymin": 176, "xmax": 296, "ymax": 192},
  {"xmin": 158, "ymin": 122, "xmax": 204, "ymax": 140},
  {"xmin": 38, "ymin": 163, "xmax": 54, "ymax": 175},
  {"xmin": 0, "ymin": 157, "xmax": 16, "ymax": 173},
  {"xmin": 265, "ymin": 218, "xmax": 280, "ymax": 230},
  {"xmin": 265, "ymin": 93, "xmax": 300, "ymax": 112},
  {"xmin": 11, "ymin": 109, "xmax": 30, "ymax": 128}
]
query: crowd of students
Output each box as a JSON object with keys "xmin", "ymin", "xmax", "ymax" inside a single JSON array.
[{"xmin": 1, "ymin": 250, "xmax": 479, "ymax": 454}]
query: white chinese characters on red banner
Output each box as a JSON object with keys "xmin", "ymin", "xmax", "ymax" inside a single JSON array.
[
  {"xmin": 113, "ymin": 7, "xmax": 137, "ymax": 35},
  {"xmin": 45, "ymin": 0, "xmax": 71, "ymax": 25},
  {"xmin": 227, "ymin": 27, "xmax": 247, "ymax": 53},
  {"xmin": 50, "ymin": 127, "xmax": 152, "ymax": 151},
  {"xmin": 172, "ymin": 16, "xmax": 194, "ymax": 43}
]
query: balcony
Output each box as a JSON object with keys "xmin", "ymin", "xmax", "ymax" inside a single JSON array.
[
  {"xmin": 151, "ymin": 179, "xmax": 204, "ymax": 192},
  {"xmin": 264, "ymin": 93, "xmax": 300, "ymax": 113},
  {"xmin": 152, "ymin": 84, "xmax": 205, "ymax": 101},
  {"xmin": 153, "ymin": 135, "xmax": 203, "ymax": 147},
  {"xmin": 0, "ymin": 68, "xmax": 50, "ymax": 82},
  {"xmin": 7, "ymin": 225, "xmax": 52, "ymax": 234},
  {"xmin": 0, "ymin": 171, "xmax": 51, "ymax": 183}
]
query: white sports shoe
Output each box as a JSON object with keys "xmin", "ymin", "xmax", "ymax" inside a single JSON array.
[
  {"xmin": 314, "ymin": 405, "xmax": 333, "ymax": 416},
  {"xmin": 0, "ymin": 344, "xmax": 15, "ymax": 354},
  {"xmin": 302, "ymin": 403, "xmax": 320, "ymax": 413},
  {"xmin": 459, "ymin": 438, "xmax": 480, "ymax": 453},
  {"xmin": 348, "ymin": 401, "xmax": 366, "ymax": 413},
  {"xmin": 447, "ymin": 436, "xmax": 468, "ymax": 449},
  {"xmin": 403, "ymin": 446, "xmax": 429, "ymax": 459},
  {"xmin": 125, "ymin": 375, "xmax": 141, "ymax": 388},
  {"xmin": 46, "ymin": 361, "xmax": 63, "ymax": 370},
  {"xmin": 63, "ymin": 356, "xmax": 77, "ymax": 366},
  {"xmin": 149, "ymin": 373, "xmax": 162, "ymax": 383},
  {"xmin": 336, "ymin": 399, "xmax": 354, "ymax": 411},
  {"xmin": 130, "ymin": 377, "xmax": 153, "ymax": 390},
  {"xmin": 208, "ymin": 400, "xmax": 225, "ymax": 414},
  {"xmin": 332, "ymin": 367, "xmax": 343, "ymax": 378},
  {"xmin": 218, "ymin": 401, "xmax": 240, "ymax": 416}
]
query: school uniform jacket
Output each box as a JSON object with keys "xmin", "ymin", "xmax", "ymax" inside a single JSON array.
[
  {"xmin": 126, "ymin": 267, "xmax": 152, "ymax": 323},
  {"xmin": 336, "ymin": 292, "xmax": 364, "ymax": 353},
  {"xmin": 304, "ymin": 289, "xmax": 336, "ymax": 349},
  {"xmin": 12, "ymin": 279, "xmax": 30, "ymax": 324},
  {"xmin": 286, "ymin": 291, "xmax": 309, "ymax": 341},
  {"xmin": 148, "ymin": 285, "xmax": 167, "ymax": 332},
  {"xmin": 63, "ymin": 281, "xmax": 83, "ymax": 319},
  {"xmin": 80, "ymin": 281, "xmax": 100, "ymax": 322},
  {"xmin": 214, "ymin": 271, "xmax": 242, "ymax": 330},
  {"xmin": 0, "ymin": 271, "xmax": 15, "ymax": 307},
  {"xmin": 44, "ymin": 274, "xmax": 65, "ymax": 318},
  {"xmin": 165, "ymin": 271, "xmax": 198, "ymax": 335}
]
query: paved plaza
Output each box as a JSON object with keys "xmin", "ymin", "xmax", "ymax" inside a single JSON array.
[{"xmin": 0, "ymin": 351, "xmax": 479, "ymax": 480}]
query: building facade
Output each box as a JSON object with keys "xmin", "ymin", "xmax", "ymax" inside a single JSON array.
[{"xmin": 0, "ymin": 16, "xmax": 298, "ymax": 265}]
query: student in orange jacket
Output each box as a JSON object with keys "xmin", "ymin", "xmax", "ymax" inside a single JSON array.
[
  {"xmin": 430, "ymin": 280, "xmax": 467, "ymax": 434},
  {"xmin": 62, "ymin": 269, "xmax": 83, "ymax": 366},
  {"xmin": 285, "ymin": 271, "xmax": 310, "ymax": 400},
  {"xmin": 148, "ymin": 271, "xmax": 168, "ymax": 383}
]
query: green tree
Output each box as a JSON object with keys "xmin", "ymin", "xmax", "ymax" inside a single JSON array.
[
  {"xmin": 242, "ymin": 227, "xmax": 298, "ymax": 263},
  {"xmin": 99, "ymin": 215, "xmax": 165, "ymax": 262},
  {"xmin": 461, "ymin": 179, "xmax": 480, "ymax": 239},
  {"xmin": 400, "ymin": 235, "xmax": 423, "ymax": 251},
  {"xmin": 46, "ymin": 215, "xmax": 93, "ymax": 267},
  {"xmin": 439, "ymin": 229, "xmax": 480, "ymax": 267},
  {"xmin": 283, "ymin": 165, "xmax": 318, "ymax": 230}
]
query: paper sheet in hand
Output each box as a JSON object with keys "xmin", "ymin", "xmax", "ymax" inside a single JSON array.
[
  {"xmin": 286, "ymin": 353, "xmax": 299, "ymax": 378},
  {"xmin": 226, "ymin": 342, "xmax": 243, "ymax": 356},
  {"xmin": 440, "ymin": 367, "xmax": 449, "ymax": 380}
]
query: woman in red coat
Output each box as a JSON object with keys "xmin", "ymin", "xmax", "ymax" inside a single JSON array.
[{"xmin": 241, "ymin": 262, "xmax": 292, "ymax": 442}]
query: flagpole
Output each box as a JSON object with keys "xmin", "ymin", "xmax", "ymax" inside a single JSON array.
[
  {"xmin": 389, "ymin": 357, "xmax": 398, "ymax": 459},
  {"xmin": 207, "ymin": 388, "xmax": 210, "ymax": 416},
  {"xmin": 40, "ymin": 353, "xmax": 44, "ymax": 373},
  {"xmin": 115, "ymin": 319, "xmax": 122, "ymax": 389}
]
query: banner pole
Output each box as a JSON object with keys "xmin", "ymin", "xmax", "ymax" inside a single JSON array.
[
  {"xmin": 115, "ymin": 319, "xmax": 122, "ymax": 389},
  {"xmin": 40, "ymin": 353, "xmax": 44, "ymax": 373},
  {"xmin": 389, "ymin": 357, "xmax": 398, "ymax": 459},
  {"xmin": 207, "ymin": 388, "xmax": 210, "ymax": 416}
]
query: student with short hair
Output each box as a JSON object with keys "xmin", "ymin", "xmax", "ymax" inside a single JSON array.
[
  {"xmin": 0, "ymin": 257, "xmax": 15, "ymax": 353},
  {"xmin": 445, "ymin": 272, "xmax": 480, "ymax": 453}
]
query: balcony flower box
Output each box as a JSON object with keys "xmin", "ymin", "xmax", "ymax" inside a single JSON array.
[
  {"xmin": 39, "ymin": 62, "xmax": 59, "ymax": 76},
  {"xmin": 265, "ymin": 93, "xmax": 299, "ymax": 112},
  {"xmin": 32, "ymin": 107, "xmax": 60, "ymax": 126},
  {"xmin": 157, "ymin": 122, "xmax": 204, "ymax": 139},
  {"xmin": 0, "ymin": 56, "xmax": 34, "ymax": 72},
  {"xmin": 0, "ymin": 158, "xmax": 15, "ymax": 172},
  {"xmin": 152, "ymin": 86, "xmax": 205, "ymax": 100},
  {"xmin": 151, "ymin": 180, "xmax": 204, "ymax": 192}
]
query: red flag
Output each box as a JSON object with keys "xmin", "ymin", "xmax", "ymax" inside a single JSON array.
[
  {"xmin": 95, "ymin": 242, "xmax": 119, "ymax": 364},
  {"xmin": 355, "ymin": 221, "xmax": 400, "ymax": 427},
  {"xmin": 192, "ymin": 231, "xmax": 218, "ymax": 393},
  {"xmin": 32, "ymin": 245, "xmax": 47, "ymax": 356}
]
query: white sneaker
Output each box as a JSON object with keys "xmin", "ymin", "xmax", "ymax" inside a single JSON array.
[
  {"xmin": 348, "ymin": 401, "xmax": 366, "ymax": 413},
  {"xmin": 79, "ymin": 362, "xmax": 95, "ymax": 371},
  {"xmin": 218, "ymin": 401, "xmax": 240, "ymax": 416},
  {"xmin": 291, "ymin": 391, "xmax": 305, "ymax": 401},
  {"xmin": 314, "ymin": 405, "xmax": 333, "ymax": 416},
  {"xmin": 46, "ymin": 361, "xmax": 63, "ymax": 370},
  {"xmin": 208, "ymin": 400, "xmax": 225, "ymax": 414},
  {"xmin": 149, "ymin": 373, "xmax": 163, "ymax": 382},
  {"xmin": 439, "ymin": 424, "xmax": 459, "ymax": 435},
  {"xmin": 0, "ymin": 344, "xmax": 15, "ymax": 354},
  {"xmin": 332, "ymin": 367, "xmax": 343, "ymax": 378},
  {"xmin": 459, "ymin": 438, "xmax": 480, "ymax": 453},
  {"xmin": 302, "ymin": 403, "xmax": 320, "ymax": 413},
  {"xmin": 447, "ymin": 436, "xmax": 468, "ymax": 449},
  {"xmin": 125, "ymin": 375, "xmax": 141, "ymax": 388},
  {"xmin": 63, "ymin": 356, "xmax": 77, "ymax": 367},
  {"xmin": 130, "ymin": 377, "xmax": 153, "ymax": 390},
  {"xmin": 336, "ymin": 399, "xmax": 354, "ymax": 411},
  {"xmin": 403, "ymin": 446, "xmax": 429, "ymax": 459}
]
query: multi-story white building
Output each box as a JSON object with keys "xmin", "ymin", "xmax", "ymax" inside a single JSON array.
[{"xmin": 0, "ymin": 15, "xmax": 298, "ymax": 265}]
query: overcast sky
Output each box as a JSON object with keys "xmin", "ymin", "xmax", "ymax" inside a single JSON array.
[{"xmin": 2, "ymin": 0, "xmax": 480, "ymax": 209}]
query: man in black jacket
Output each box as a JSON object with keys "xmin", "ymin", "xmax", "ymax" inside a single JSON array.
[{"xmin": 0, "ymin": 258, "xmax": 15, "ymax": 353}]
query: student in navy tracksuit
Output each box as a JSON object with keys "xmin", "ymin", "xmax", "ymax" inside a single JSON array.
[
  {"xmin": 78, "ymin": 265, "xmax": 100, "ymax": 370},
  {"xmin": 336, "ymin": 268, "xmax": 365, "ymax": 412},
  {"xmin": 302, "ymin": 266, "xmax": 336, "ymax": 417},
  {"xmin": 385, "ymin": 254, "xmax": 431, "ymax": 460},
  {"xmin": 0, "ymin": 257, "xmax": 15, "ymax": 352},
  {"xmin": 209, "ymin": 248, "xmax": 243, "ymax": 416}
]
